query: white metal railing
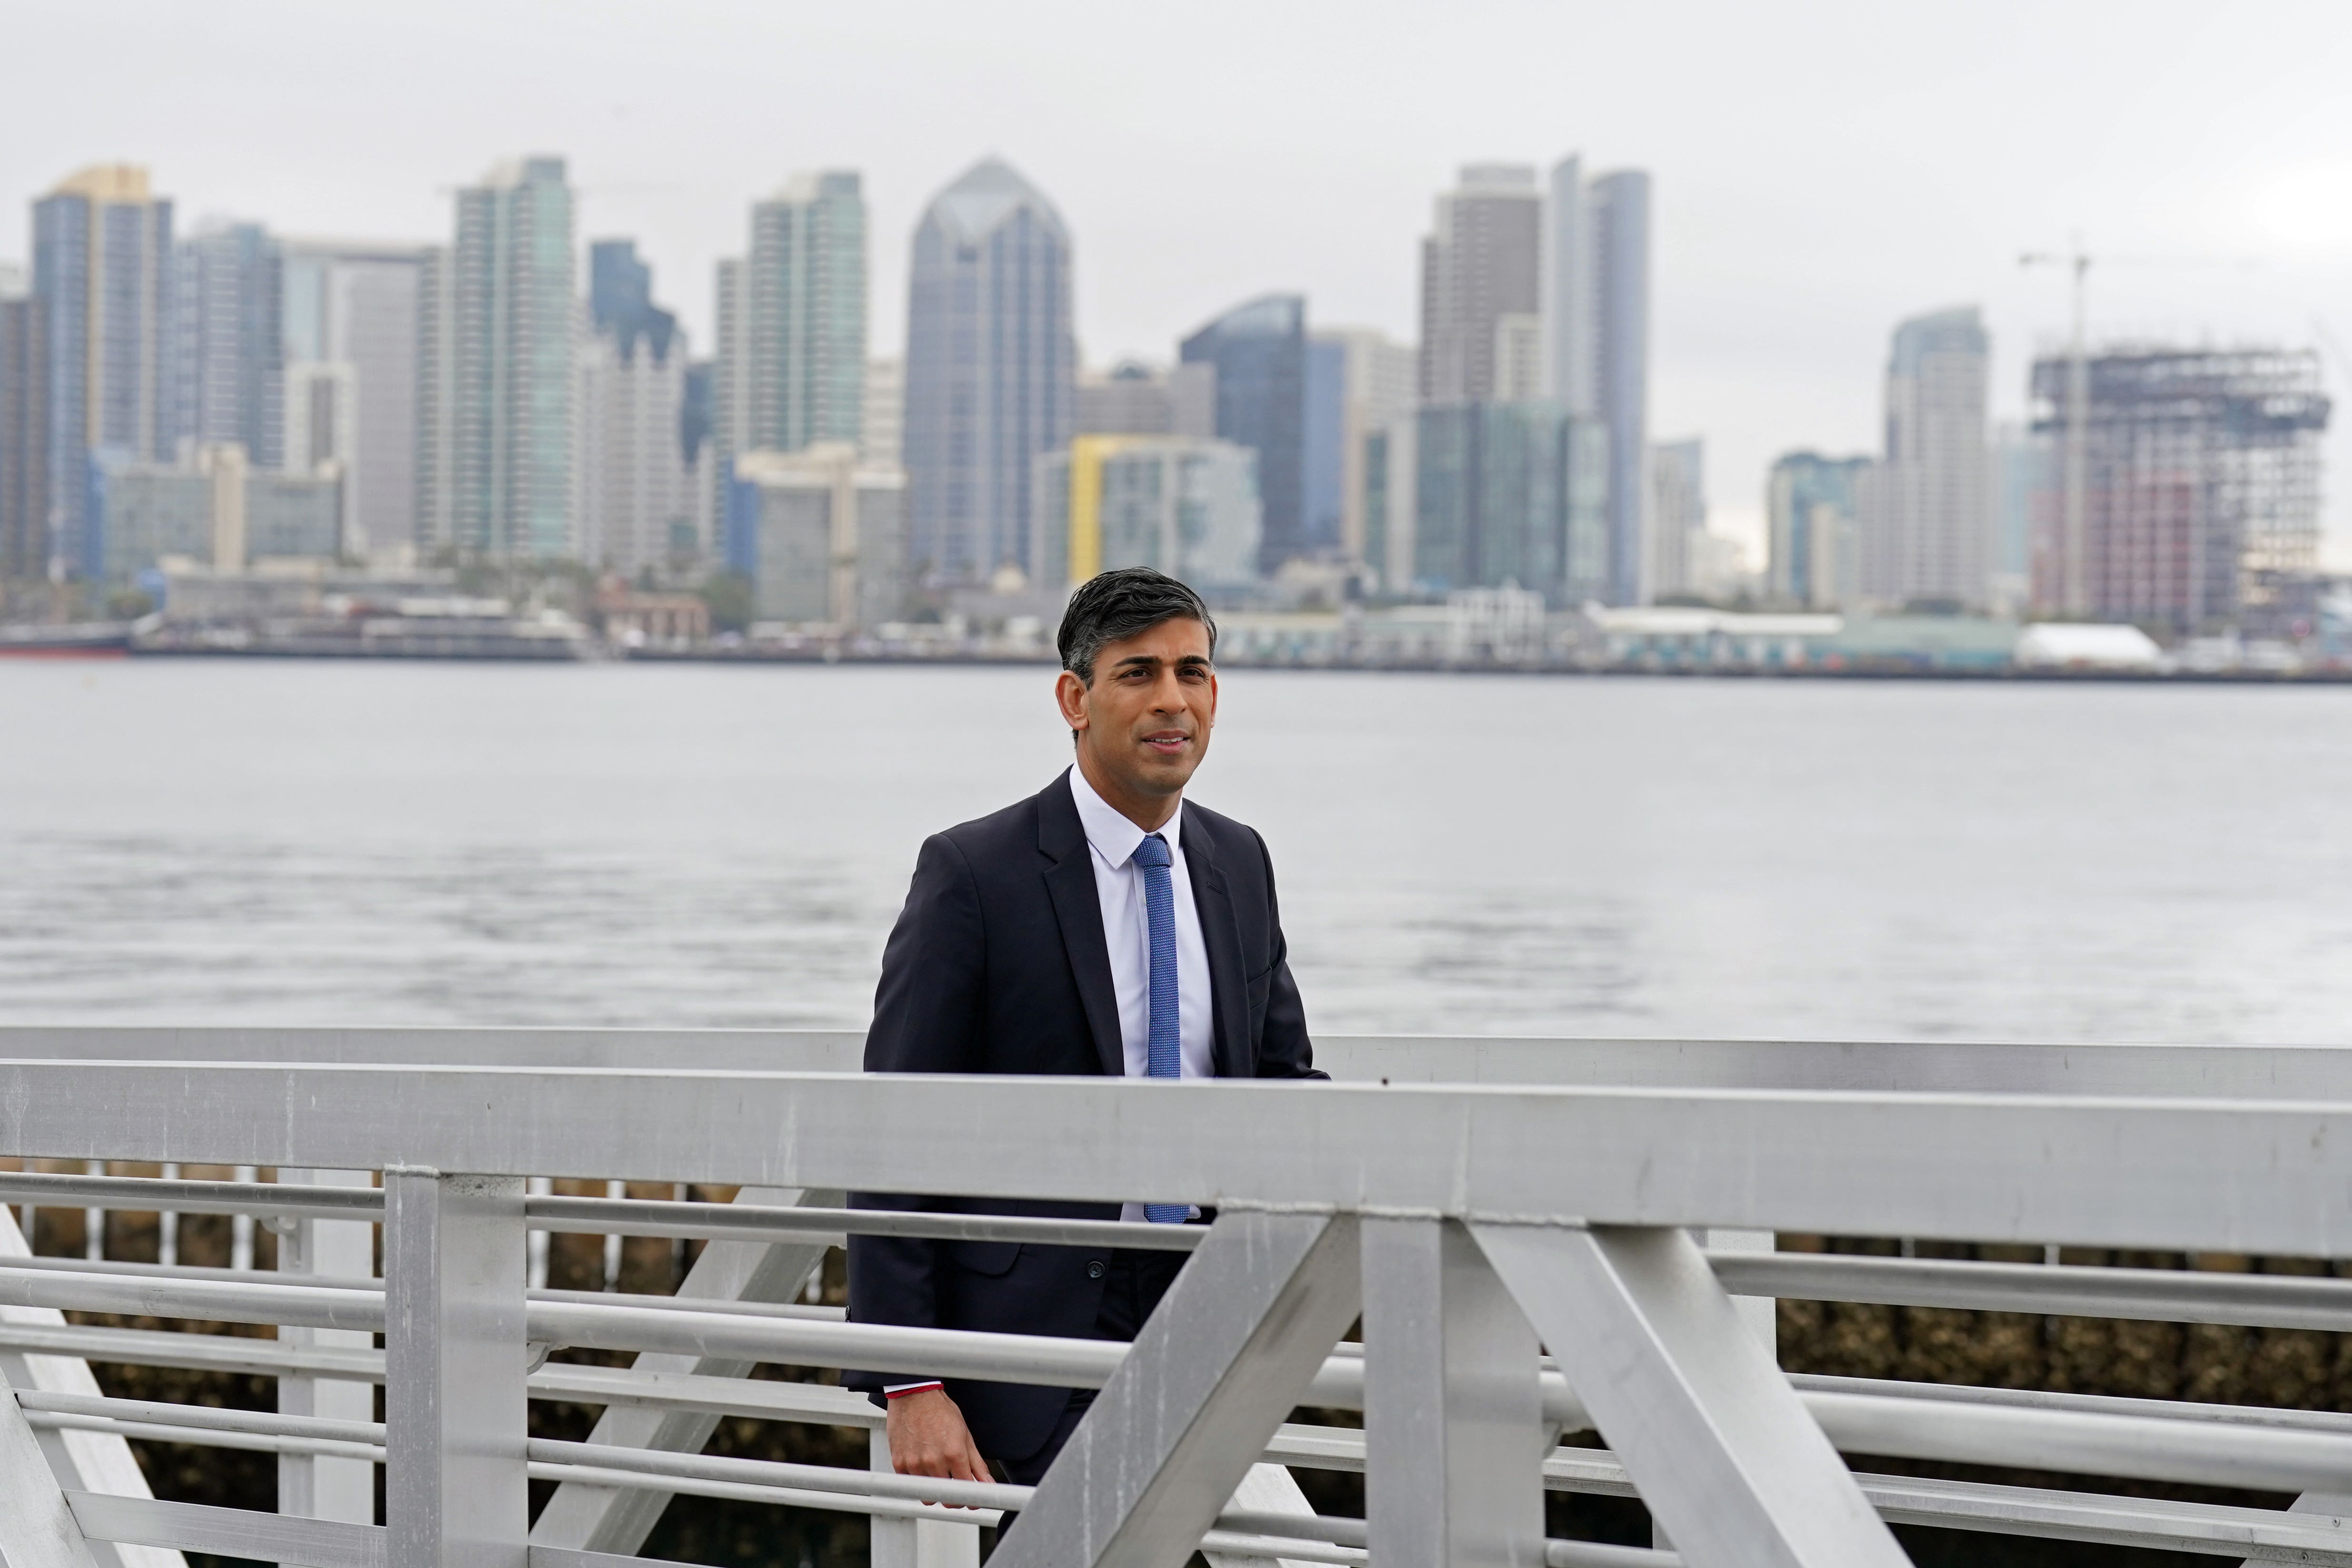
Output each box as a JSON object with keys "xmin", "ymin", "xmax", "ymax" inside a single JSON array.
[{"xmin": 0, "ymin": 1027, "xmax": 2350, "ymax": 1568}]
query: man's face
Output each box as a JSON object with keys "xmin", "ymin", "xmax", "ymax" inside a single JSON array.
[{"xmin": 1056, "ymin": 617, "xmax": 1218, "ymax": 801}]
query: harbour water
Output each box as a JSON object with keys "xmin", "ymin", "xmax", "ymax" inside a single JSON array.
[{"xmin": 5, "ymin": 657, "xmax": 2351, "ymax": 1045}]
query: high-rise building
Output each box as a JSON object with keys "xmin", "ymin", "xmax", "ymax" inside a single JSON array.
[
  {"xmin": 861, "ymin": 357, "xmax": 902, "ymax": 468},
  {"xmin": 1418, "ymin": 165, "xmax": 1542, "ymax": 406},
  {"xmin": 1586, "ymin": 171, "xmax": 1651, "ymax": 607},
  {"xmin": 30, "ymin": 165, "xmax": 177, "ymax": 580},
  {"xmin": 172, "ymin": 221, "xmax": 284, "ymax": 469},
  {"xmin": 415, "ymin": 156, "xmax": 576, "ymax": 560},
  {"xmin": 579, "ymin": 245, "xmax": 693, "ymax": 579},
  {"xmin": 1647, "ymin": 438, "xmax": 1704, "ymax": 599},
  {"xmin": 1362, "ymin": 416, "xmax": 1416, "ymax": 594},
  {"xmin": 1989, "ymin": 421, "xmax": 2048, "ymax": 613},
  {"xmin": 1539, "ymin": 160, "xmax": 1651, "ymax": 605},
  {"xmin": 713, "ymin": 172, "xmax": 867, "ymax": 488},
  {"xmin": 1076, "ymin": 361, "xmax": 1176, "ymax": 437},
  {"xmin": 1314, "ymin": 327, "xmax": 1414, "ymax": 570},
  {"xmin": 1412, "ymin": 400, "xmax": 1606, "ymax": 604},
  {"xmin": 1180, "ymin": 295, "xmax": 1312, "ymax": 572},
  {"xmin": 1865, "ymin": 306, "xmax": 1989, "ymax": 608},
  {"xmin": 2029, "ymin": 346, "xmax": 2329, "ymax": 633},
  {"xmin": 726, "ymin": 441, "xmax": 906, "ymax": 627},
  {"xmin": 903, "ymin": 157, "xmax": 1074, "ymax": 584},
  {"xmin": 0, "ymin": 264, "xmax": 38, "ymax": 583},
  {"xmin": 1767, "ymin": 451, "xmax": 1870, "ymax": 609},
  {"xmin": 282, "ymin": 239, "xmax": 426, "ymax": 559},
  {"xmin": 1034, "ymin": 435, "xmax": 1261, "ymax": 591},
  {"xmin": 588, "ymin": 238, "xmax": 675, "ymax": 354}
]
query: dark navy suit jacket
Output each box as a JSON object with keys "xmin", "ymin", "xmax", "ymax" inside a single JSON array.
[{"xmin": 844, "ymin": 771, "xmax": 1320, "ymax": 1463}]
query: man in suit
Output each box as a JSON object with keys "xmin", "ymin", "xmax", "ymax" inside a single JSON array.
[{"xmin": 846, "ymin": 566, "xmax": 1321, "ymax": 1490}]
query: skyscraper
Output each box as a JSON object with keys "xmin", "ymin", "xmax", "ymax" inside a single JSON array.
[
  {"xmin": 709, "ymin": 174, "xmax": 868, "ymax": 543},
  {"xmin": 1587, "ymin": 171, "xmax": 1651, "ymax": 607},
  {"xmin": 589, "ymin": 238, "xmax": 671, "ymax": 353},
  {"xmin": 0, "ymin": 264, "xmax": 38, "ymax": 583},
  {"xmin": 578, "ymin": 244, "xmax": 692, "ymax": 578},
  {"xmin": 1867, "ymin": 306, "xmax": 1989, "ymax": 608},
  {"xmin": 173, "ymin": 221, "xmax": 284, "ymax": 469},
  {"xmin": 415, "ymin": 156, "xmax": 576, "ymax": 560},
  {"xmin": 1180, "ymin": 295, "xmax": 1309, "ymax": 571},
  {"xmin": 30, "ymin": 165, "xmax": 176, "ymax": 580},
  {"xmin": 902, "ymin": 157, "xmax": 1073, "ymax": 584},
  {"xmin": 1647, "ymin": 438, "xmax": 1704, "ymax": 599},
  {"xmin": 1418, "ymin": 165, "xmax": 1541, "ymax": 406},
  {"xmin": 747, "ymin": 173, "xmax": 866, "ymax": 454},
  {"xmin": 282, "ymin": 239, "xmax": 426, "ymax": 559},
  {"xmin": 1767, "ymin": 451, "xmax": 1870, "ymax": 609},
  {"xmin": 1312, "ymin": 327, "xmax": 1415, "ymax": 570}
]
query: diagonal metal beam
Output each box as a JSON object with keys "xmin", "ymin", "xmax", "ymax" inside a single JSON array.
[
  {"xmin": 0, "ymin": 1362, "xmax": 101, "ymax": 1568},
  {"xmin": 990, "ymin": 1210, "xmax": 1362, "ymax": 1568},
  {"xmin": 529, "ymin": 1186, "xmax": 842, "ymax": 1556},
  {"xmin": 0, "ymin": 1204, "xmax": 184, "ymax": 1568},
  {"xmin": 1473, "ymin": 1223, "xmax": 1907, "ymax": 1568}
]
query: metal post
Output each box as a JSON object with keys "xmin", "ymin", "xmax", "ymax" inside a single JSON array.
[
  {"xmin": 602, "ymin": 1179, "xmax": 624, "ymax": 1292},
  {"xmin": 232, "ymin": 1166, "xmax": 257, "ymax": 1273},
  {"xmin": 526, "ymin": 1177, "xmax": 551, "ymax": 1291},
  {"xmin": 384, "ymin": 1169, "xmax": 527, "ymax": 1568},
  {"xmin": 1362, "ymin": 1216, "xmax": 1545, "ymax": 1568},
  {"xmin": 83, "ymin": 1160, "xmax": 103, "ymax": 1264},
  {"xmin": 871, "ymin": 1425, "xmax": 981, "ymax": 1568},
  {"xmin": 157, "ymin": 1164, "xmax": 178, "ymax": 1271},
  {"xmin": 277, "ymin": 1169, "xmax": 377, "ymax": 1547}
]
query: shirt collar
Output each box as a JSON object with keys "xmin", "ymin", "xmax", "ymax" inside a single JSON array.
[{"xmin": 1066, "ymin": 764, "xmax": 1182, "ymax": 870}]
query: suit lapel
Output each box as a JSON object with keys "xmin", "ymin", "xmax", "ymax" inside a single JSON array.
[
  {"xmin": 1038, "ymin": 774, "xmax": 1127, "ymax": 1078},
  {"xmin": 1184, "ymin": 813, "xmax": 1252, "ymax": 1079}
]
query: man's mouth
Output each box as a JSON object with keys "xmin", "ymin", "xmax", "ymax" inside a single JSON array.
[{"xmin": 1142, "ymin": 731, "xmax": 1190, "ymax": 753}]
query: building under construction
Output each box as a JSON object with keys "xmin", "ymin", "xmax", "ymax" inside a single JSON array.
[{"xmin": 2030, "ymin": 346, "xmax": 2329, "ymax": 634}]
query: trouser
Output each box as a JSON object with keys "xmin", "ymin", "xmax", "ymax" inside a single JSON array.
[{"xmin": 998, "ymin": 1246, "xmax": 1189, "ymax": 1487}]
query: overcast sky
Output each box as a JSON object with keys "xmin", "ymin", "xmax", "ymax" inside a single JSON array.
[{"xmin": 10, "ymin": 0, "xmax": 2352, "ymax": 559}]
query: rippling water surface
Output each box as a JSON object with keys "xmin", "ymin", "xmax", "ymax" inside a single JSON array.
[{"xmin": 6, "ymin": 657, "xmax": 2350, "ymax": 1043}]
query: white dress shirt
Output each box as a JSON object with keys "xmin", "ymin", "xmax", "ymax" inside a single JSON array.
[
  {"xmin": 1067, "ymin": 764, "xmax": 1212, "ymax": 1224},
  {"xmin": 1066, "ymin": 764, "xmax": 1215, "ymax": 1084}
]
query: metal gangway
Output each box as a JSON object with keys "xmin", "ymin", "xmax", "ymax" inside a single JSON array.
[{"xmin": 3, "ymin": 1027, "xmax": 2352, "ymax": 1568}]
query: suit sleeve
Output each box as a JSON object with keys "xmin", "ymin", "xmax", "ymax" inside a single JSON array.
[
  {"xmin": 846, "ymin": 833, "xmax": 986, "ymax": 1397},
  {"xmin": 1251, "ymin": 828, "xmax": 1325, "ymax": 1081}
]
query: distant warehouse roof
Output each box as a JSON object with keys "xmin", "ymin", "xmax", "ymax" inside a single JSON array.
[{"xmin": 2016, "ymin": 623, "xmax": 2163, "ymax": 671}]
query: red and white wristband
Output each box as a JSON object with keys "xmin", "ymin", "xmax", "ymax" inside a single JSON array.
[{"xmin": 884, "ymin": 1382, "xmax": 943, "ymax": 1399}]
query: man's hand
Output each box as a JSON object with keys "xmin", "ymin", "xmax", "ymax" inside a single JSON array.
[{"xmin": 886, "ymin": 1387, "xmax": 991, "ymax": 1500}]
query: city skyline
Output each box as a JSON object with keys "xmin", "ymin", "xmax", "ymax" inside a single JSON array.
[{"xmin": 9, "ymin": 0, "xmax": 2348, "ymax": 564}]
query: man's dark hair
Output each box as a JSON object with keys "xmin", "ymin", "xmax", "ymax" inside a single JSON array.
[{"xmin": 1057, "ymin": 567, "xmax": 1217, "ymax": 684}]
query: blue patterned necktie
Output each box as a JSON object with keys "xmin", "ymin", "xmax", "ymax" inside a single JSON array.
[{"xmin": 1130, "ymin": 832, "xmax": 1188, "ymax": 1223}]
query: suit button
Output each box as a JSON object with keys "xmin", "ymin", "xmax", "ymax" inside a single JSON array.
[{"xmin": 1086, "ymin": 1260, "xmax": 1107, "ymax": 1280}]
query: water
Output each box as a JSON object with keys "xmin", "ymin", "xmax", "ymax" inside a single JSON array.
[{"xmin": 5, "ymin": 657, "xmax": 2351, "ymax": 1044}]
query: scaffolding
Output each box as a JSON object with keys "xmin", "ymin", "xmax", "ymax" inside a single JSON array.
[{"xmin": 2029, "ymin": 346, "xmax": 2328, "ymax": 633}]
